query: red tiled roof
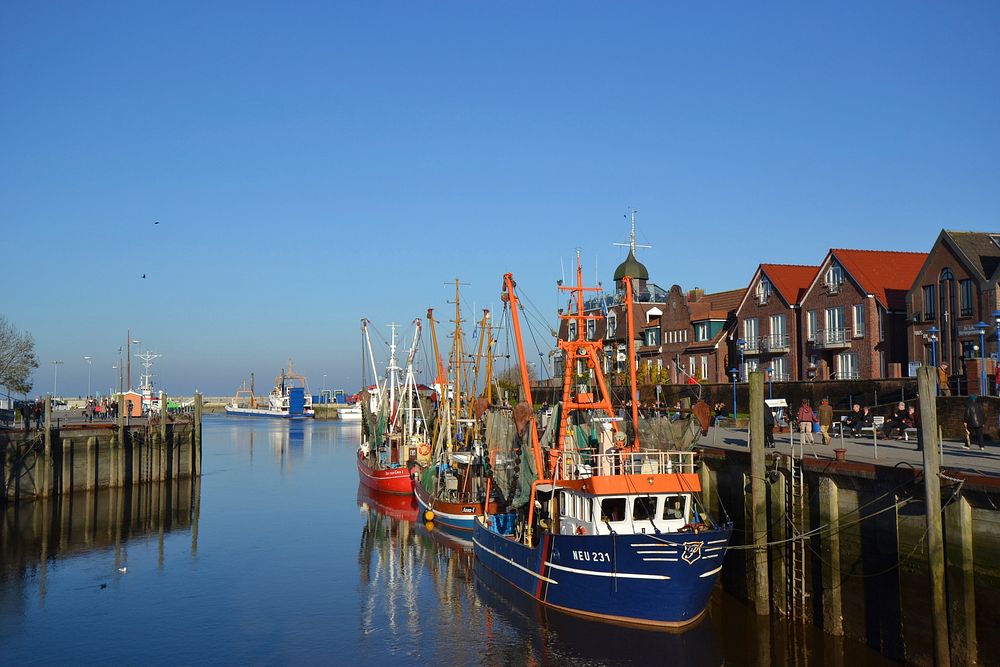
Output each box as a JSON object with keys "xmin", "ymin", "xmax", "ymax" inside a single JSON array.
[
  {"xmin": 760, "ymin": 264, "xmax": 819, "ymax": 306},
  {"xmin": 831, "ymin": 249, "xmax": 928, "ymax": 310},
  {"xmin": 690, "ymin": 288, "xmax": 746, "ymax": 320}
]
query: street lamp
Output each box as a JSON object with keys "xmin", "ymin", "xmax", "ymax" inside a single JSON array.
[
  {"xmin": 51, "ymin": 360, "xmax": 64, "ymax": 396},
  {"xmin": 729, "ymin": 367, "xmax": 739, "ymax": 422},
  {"xmin": 927, "ymin": 326, "xmax": 939, "ymax": 367},
  {"xmin": 976, "ymin": 321, "xmax": 988, "ymax": 395},
  {"xmin": 84, "ymin": 356, "xmax": 92, "ymax": 397},
  {"xmin": 737, "ymin": 338, "xmax": 747, "ymax": 382},
  {"xmin": 767, "ymin": 366, "xmax": 774, "ymax": 399}
]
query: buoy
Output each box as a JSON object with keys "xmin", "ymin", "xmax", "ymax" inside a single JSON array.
[
  {"xmin": 424, "ymin": 509, "xmax": 435, "ymax": 522},
  {"xmin": 418, "ymin": 443, "xmax": 431, "ymax": 457},
  {"xmin": 575, "ymin": 525, "xmax": 587, "ymax": 535},
  {"xmin": 424, "ymin": 521, "xmax": 435, "ymax": 532}
]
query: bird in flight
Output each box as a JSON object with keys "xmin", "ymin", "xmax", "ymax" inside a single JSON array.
[
  {"xmin": 141, "ymin": 274, "xmax": 146, "ymax": 279},
  {"xmin": 154, "ymin": 221, "xmax": 159, "ymax": 225}
]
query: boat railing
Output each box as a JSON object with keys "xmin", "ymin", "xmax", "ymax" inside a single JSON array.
[{"xmin": 556, "ymin": 449, "xmax": 697, "ymax": 479}]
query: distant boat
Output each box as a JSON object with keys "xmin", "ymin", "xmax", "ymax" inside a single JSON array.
[
  {"xmin": 225, "ymin": 364, "xmax": 315, "ymax": 419},
  {"xmin": 338, "ymin": 404, "xmax": 363, "ymax": 421}
]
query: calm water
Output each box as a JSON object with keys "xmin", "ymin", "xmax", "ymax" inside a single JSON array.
[{"xmin": 1, "ymin": 417, "xmax": 895, "ymax": 665}]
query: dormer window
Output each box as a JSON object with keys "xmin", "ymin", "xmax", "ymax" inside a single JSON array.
[
  {"xmin": 826, "ymin": 264, "xmax": 844, "ymax": 292},
  {"xmin": 605, "ymin": 312, "xmax": 617, "ymax": 338},
  {"xmin": 756, "ymin": 278, "xmax": 771, "ymax": 305}
]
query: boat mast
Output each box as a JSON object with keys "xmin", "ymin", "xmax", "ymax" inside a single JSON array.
[
  {"xmin": 450, "ymin": 279, "xmax": 465, "ymax": 441},
  {"xmin": 426, "ymin": 308, "xmax": 446, "ymax": 396},
  {"xmin": 387, "ymin": 323, "xmax": 400, "ymax": 428},
  {"xmin": 501, "ymin": 273, "xmax": 543, "ymax": 477},
  {"xmin": 470, "ymin": 308, "xmax": 490, "ymax": 417},
  {"xmin": 401, "ymin": 318, "xmax": 422, "ymax": 438},
  {"xmin": 361, "ymin": 319, "xmax": 383, "ymax": 411},
  {"xmin": 555, "ymin": 254, "xmax": 617, "ymax": 474}
]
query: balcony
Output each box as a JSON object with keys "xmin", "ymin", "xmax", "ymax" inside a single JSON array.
[
  {"xmin": 813, "ymin": 327, "xmax": 852, "ymax": 349},
  {"xmin": 760, "ymin": 333, "xmax": 790, "ymax": 353},
  {"xmin": 740, "ymin": 338, "xmax": 761, "ymax": 355}
]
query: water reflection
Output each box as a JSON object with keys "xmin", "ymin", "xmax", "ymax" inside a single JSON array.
[{"xmin": 0, "ymin": 478, "xmax": 200, "ymax": 629}]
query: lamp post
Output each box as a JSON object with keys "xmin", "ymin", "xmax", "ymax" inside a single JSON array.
[
  {"xmin": 84, "ymin": 356, "xmax": 92, "ymax": 398},
  {"xmin": 737, "ymin": 338, "xmax": 747, "ymax": 382},
  {"xmin": 730, "ymin": 367, "xmax": 739, "ymax": 422},
  {"xmin": 767, "ymin": 366, "xmax": 773, "ymax": 399},
  {"xmin": 927, "ymin": 326, "xmax": 940, "ymax": 396},
  {"xmin": 976, "ymin": 321, "xmax": 988, "ymax": 395},
  {"xmin": 51, "ymin": 360, "xmax": 64, "ymax": 397}
]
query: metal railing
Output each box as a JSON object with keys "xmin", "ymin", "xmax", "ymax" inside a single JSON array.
[
  {"xmin": 813, "ymin": 327, "xmax": 852, "ymax": 348},
  {"xmin": 556, "ymin": 449, "xmax": 697, "ymax": 480},
  {"xmin": 760, "ymin": 333, "xmax": 790, "ymax": 351}
]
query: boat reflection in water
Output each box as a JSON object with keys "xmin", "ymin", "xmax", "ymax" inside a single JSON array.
[{"xmin": 356, "ymin": 484, "xmax": 722, "ymax": 666}]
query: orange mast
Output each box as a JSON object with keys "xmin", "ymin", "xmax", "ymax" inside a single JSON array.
[
  {"xmin": 555, "ymin": 255, "xmax": 617, "ymax": 475},
  {"xmin": 624, "ymin": 275, "xmax": 640, "ymax": 450},
  {"xmin": 501, "ymin": 273, "xmax": 543, "ymax": 479}
]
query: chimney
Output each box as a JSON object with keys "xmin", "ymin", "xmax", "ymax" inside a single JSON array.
[{"xmin": 688, "ymin": 287, "xmax": 704, "ymax": 302}]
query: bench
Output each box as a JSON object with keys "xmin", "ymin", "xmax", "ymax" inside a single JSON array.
[{"xmin": 861, "ymin": 416, "xmax": 885, "ymax": 438}]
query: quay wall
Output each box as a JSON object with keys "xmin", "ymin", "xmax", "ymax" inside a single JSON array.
[{"xmin": 699, "ymin": 445, "xmax": 1000, "ymax": 666}]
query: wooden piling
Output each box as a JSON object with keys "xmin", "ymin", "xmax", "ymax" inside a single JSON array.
[
  {"xmin": 193, "ymin": 393, "xmax": 203, "ymax": 477},
  {"xmin": 945, "ymin": 495, "xmax": 977, "ymax": 665},
  {"xmin": 61, "ymin": 438, "xmax": 72, "ymax": 494},
  {"xmin": 916, "ymin": 365, "xmax": 950, "ymax": 667},
  {"xmin": 818, "ymin": 476, "xmax": 843, "ymax": 635},
  {"xmin": 769, "ymin": 460, "xmax": 788, "ymax": 613},
  {"xmin": 749, "ymin": 371, "xmax": 769, "ymax": 615},
  {"xmin": 86, "ymin": 437, "xmax": 96, "ymax": 491}
]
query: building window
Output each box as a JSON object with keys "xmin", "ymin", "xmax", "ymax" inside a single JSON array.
[
  {"xmin": 768, "ymin": 314, "xmax": 787, "ymax": 349},
  {"xmin": 567, "ymin": 322, "xmax": 577, "ymax": 340},
  {"xmin": 695, "ymin": 323, "xmax": 709, "ymax": 341},
  {"xmin": 586, "ymin": 320, "xmax": 596, "ymax": 340},
  {"xmin": 852, "ymin": 304, "xmax": 865, "ymax": 338},
  {"xmin": 836, "ymin": 351, "xmax": 859, "ymax": 380},
  {"xmin": 689, "ymin": 357, "xmax": 696, "ymax": 377},
  {"xmin": 700, "ymin": 355, "xmax": 708, "ymax": 380},
  {"xmin": 923, "ymin": 285, "xmax": 936, "ymax": 320},
  {"xmin": 645, "ymin": 329, "xmax": 659, "ymax": 346},
  {"xmin": 756, "ymin": 278, "xmax": 771, "ymax": 304},
  {"xmin": 606, "ymin": 313, "xmax": 616, "ymax": 338},
  {"xmin": 960, "ymin": 279, "xmax": 974, "ymax": 317},
  {"xmin": 826, "ymin": 264, "xmax": 844, "ymax": 289},
  {"xmin": 743, "ymin": 318, "xmax": 758, "ymax": 350},
  {"xmin": 772, "ymin": 357, "xmax": 787, "ymax": 381},
  {"xmin": 807, "ymin": 310, "xmax": 818, "ymax": 341}
]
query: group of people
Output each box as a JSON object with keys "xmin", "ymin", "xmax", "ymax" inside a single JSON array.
[
  {"xmin": 17, "ymin": 399, "xmax": 44, "ymax": 431},
  {"xmin": 792, "ymin": 398, "xmax": 919, "ymax": 445},
  {"xmin": 83, "ymin": 397, "xmax": 119, "ymax": 422}
]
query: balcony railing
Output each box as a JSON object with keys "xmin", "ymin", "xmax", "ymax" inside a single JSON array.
[
  {"xmin": 740, "ymin": 337, "xmax": 761, "ymax": 355},
  {"xmin": 813, "ymin": 327, "xmax": 852, "ymax": 349},
  {"xmin": 760, "ymin": 333, "xmax": 790, "ymax": 352}
]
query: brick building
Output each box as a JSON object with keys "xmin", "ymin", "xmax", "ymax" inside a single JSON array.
[
  {"xmin": 906, "ymin": 230, "xmax": 1000, "ymax": 383},
  {"xmin": 733, "ymin": 264, "xmax": 819, "ymax": 382},
  {"xmin": 798, "ymin": 249, "xmax": 926, "ymax": 380}
]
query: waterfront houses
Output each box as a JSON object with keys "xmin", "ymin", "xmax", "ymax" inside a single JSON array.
[
  {"xmin": 906, "ymin": 230, "xmax": 1000, "ymax": 391},
  {"xmin": 733, "ymin": 264, "xmax": 819, "ymax": 382},
  {"xmin": 797, "ymin": 249, "xmax": 926, "ymax": 380}
]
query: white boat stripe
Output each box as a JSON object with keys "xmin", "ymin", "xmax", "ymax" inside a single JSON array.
[
  {"xmin": 703, "ymin": 554, "xmax": 719, "ymax": 559},
  {"xmin": 706, "ymin": 539, "xmax": 728, "ymax": 545},
  {"xmin": 704, "ymin": 547, "xmax": 726, "ymax": 552},
  {"xmin": 641, "ymin": 558, "xmax": 678, "ymax": 562},
  {"xmin": 473, "ymin": 538, "xmax": 558, "ymax": 585},
  {"xmin": 636, "ymin": 550, "xmax": 678, "ymax": 555},
  {"xmin": 545, "ymin": 561, "xmax": 671, "ymax": 580},
  {"xmin": 699, "ymin": 566, "xmax": 723, "ymax": 578}
]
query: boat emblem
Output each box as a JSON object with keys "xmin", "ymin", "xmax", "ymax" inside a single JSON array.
[{"xmin": 681, "ymin": 541, "xmax": 703, "ymax": 564}]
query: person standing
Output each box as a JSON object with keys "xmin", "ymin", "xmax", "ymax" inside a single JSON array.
[
  {"xmin": 938, "ymin": 362, "xmax": 952, "ymax": 397},
  {"xmin": 763, "ymin": 400, "xmax": 776, "ymax": 448},
  {"xmin": 796, "ymin": 399, "xmax": 816, "ymax": 446},
  {"xmin": 963, "ymin": 394, "xmax": 985, "ymax": 451},
  {"xmin": 818, "ymin": 398, "xmax": 834, "ymax": 445}
]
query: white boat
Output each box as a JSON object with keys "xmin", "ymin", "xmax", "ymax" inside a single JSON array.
[
  {"xmin": 338, "ymin": 404, "xmax": 363, "ymax": 420},
  {"xmin": 225, "ymin": 363, "xmax": 315, "ymax": 419}
]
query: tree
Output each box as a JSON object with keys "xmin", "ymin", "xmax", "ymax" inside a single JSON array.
[
  {"xmin": 0, "ymin": 316, "xmax": 38, "ymax": 394},
  {"xmin": 496, "ymin": 364, "xmax": 538, "ymax": 403}
]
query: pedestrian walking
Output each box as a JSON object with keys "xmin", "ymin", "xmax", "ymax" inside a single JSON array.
[
  {"xmin": 963, "ymin": 394, "xmax": 985, "ymax": 451},
  {"xmin": 796, "ymin": 399, "xmax": 816, "ymax": 446},
  {"xmin": 938, "ymin": 362, "xmax": 952, "ymax": 396},
  {"xmin": 763, "ymin": 401, "xmax": 776, "ymax": 448},
  {"xmin": 818, "ymin": 398, "xmax": 833, "ymax": 445}
]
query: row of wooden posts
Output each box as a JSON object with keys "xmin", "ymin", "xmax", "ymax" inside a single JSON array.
[
  {"xmin": 744, "ymin": 366, "xmax": 951, "ymax": 666},
  {"xmin": 3, "ymin": 394, "xmax": 203, "ymax": 501}
]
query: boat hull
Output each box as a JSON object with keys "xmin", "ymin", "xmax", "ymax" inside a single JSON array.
[
  {"xmin": 224, "ymin": 406, "xmax": 315, "ymax": 419},
  {"xmin": 356, "ymin": 451, "xmax": 414, "ymax": 495},
  {"xmin": 472, "ymin": 518, "xmax": 731, "ymax": 628},
  {"xmin": 414, "ymin": 479, "xmax": 498, "ymax": 532}
]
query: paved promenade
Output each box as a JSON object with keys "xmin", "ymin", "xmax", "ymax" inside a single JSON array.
[{"xmin": 701, "ymin": 425, "xmax": 1000, "ymax": 477}]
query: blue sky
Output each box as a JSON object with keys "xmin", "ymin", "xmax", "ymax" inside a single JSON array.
[{"xmin": 2, "ymin": 2, "xmax": 999, "ymax": 396}]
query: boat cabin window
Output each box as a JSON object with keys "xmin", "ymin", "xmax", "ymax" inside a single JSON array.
[
  {"xmin": 600, "ymin": 497, "xmax": 627, "ymax": 523},
  {"xmin": 662, "ymin": 495, "xmax": 686, "ymax": 521},
  {"xmin": 559, "ymin": 491, "xmax": 569, "ymax": 517},
  {"xmin": 633, "ymin": 497, "xmax": 657, "ymax": 521},
  {"xmin": 581, "ymin": 497, "xmax": 591, "ymax": 522}
]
